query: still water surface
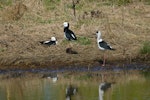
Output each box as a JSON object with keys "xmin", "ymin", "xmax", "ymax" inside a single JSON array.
[{"xmin": 0, "ymin": 69, "xmax": 150, "ymax": 100}]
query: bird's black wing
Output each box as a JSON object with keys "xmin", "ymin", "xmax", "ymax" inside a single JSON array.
[
  {"xmin": 65, "ymin": 29, "xmax": 77, "ymax": 40},
  {"xmin": 99, "ymin": 41, "xmax": 112, "ymax": 50},
  {"xmin": 40, "ymin": 41, "xmax": 56, "ymax": 46}
]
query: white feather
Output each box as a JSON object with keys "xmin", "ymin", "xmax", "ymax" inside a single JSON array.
[{"xmin": 71, "ymin": 34, "xmax": 75, "ymax": 39}]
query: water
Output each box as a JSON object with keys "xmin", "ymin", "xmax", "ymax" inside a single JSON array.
[{"xmin": 0, "ymin": 67, "xmax": 150, "ymax": 100}]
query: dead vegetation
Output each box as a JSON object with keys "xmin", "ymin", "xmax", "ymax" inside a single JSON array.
[{"xmin": 0, "ymin": 0, "xmax": 150, "ymax": 69}]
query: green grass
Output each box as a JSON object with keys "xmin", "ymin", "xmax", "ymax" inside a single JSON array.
[
  {"xmin": 101, "ymin": 0, "xmax": 132, "ymax": 6},
  {"xmin": 0, "ymin": 0, "xmax": 12, "ymax": 9},
  {"xmin": 61, "ymin": 36, "xmax": 91, "ymax": 45},
  {"xmin": 43, "ymin": 0, "xmax": 60, "ymax": 10},
  {"xmin": 144, "ymin": 0, "xmax": 150, "ymax": 5},
  {"xmin": 33, "ymin": 16, "xmax": 53, "ymax": 24},
  {"xmin": 140, "ymin": 41, "xmax": 150, "ymax": 54},
  {"xmin": 0, "ymin": 48, "xmax": 5, "ymax": 52},
  {"xmin": 116, "ymin": 0, "xmax": 132, "ymax": 6},
  {"xmin": 77, "ymin": 36, "xmax": 91, "ymax": 45}
]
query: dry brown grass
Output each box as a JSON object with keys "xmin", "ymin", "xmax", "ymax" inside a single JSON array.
[{"xmin": 0, "ymin": 0, "xmax": 150, "ymax": 68}]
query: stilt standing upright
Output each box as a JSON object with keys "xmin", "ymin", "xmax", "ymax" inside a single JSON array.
[{"xmin": 96, "ymin": 31, "xmax": 115, "ymax": 66}]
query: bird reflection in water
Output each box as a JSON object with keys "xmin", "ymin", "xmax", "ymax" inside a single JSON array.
[
  {"xmin": 66, "ymin": 85, "xmax": 77, "ymax": 100},
  {"xmin": 99, "ymin": 82, "xmax": 111, "ymax": 100}
]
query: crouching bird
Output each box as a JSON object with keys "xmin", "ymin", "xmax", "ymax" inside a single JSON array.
[{"xmin": 40, "ymin": 37, "xmax": 57, "ymax": 46}]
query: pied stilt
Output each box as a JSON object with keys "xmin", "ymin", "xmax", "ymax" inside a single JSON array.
[
  {"xmin": 99, "ymin": 82, "xmax": 111, "ymax": 100},
  {"xmin": 96, "ymin": 31, "xmax": 115, "ymax": 66},
  {"xmin": 40, "ymin": 37, "xmax": 57, "ymax": 46},
  {"xmin": 63, "ymin": 22, "xmax": 77, "ymax": 41}
]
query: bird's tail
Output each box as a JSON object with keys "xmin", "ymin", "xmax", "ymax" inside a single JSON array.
[
  {"xmin": 39, "ymin": 41, "xmax": 44, "ymax": 44},
  {"xmin": 110, "ymin": 48, "xmax": 116, "ymax": 50}
]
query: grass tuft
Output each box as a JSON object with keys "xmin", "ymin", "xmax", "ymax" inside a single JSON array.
[
  {"xmin": 61, "ymin": 36, "xmax": 91, "ymax": 45},
  {"xmin": 77, "ymin": 36, "xmax": 91, "ymax": 45},
  {"xmin": 43, "ymin": 0, "xmax": 60, "ymax": 10},
  {"xmin": 0, "ymin": 0, "xmax": 12, "ymax": 10},
  {"xmin": 0, "ymin": 48, "xmax": 5, "ymax": 52},
  {"xmin": 140, "ymin": 41, "xmax": 150, "ymax": 54}
]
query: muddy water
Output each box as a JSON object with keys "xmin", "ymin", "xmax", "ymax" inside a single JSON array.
[{"xmin": 0, "ymin": 68, "xmax": 150, "ymax": 100}]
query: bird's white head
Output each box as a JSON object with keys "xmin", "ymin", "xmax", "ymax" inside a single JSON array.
[
  {"xmin": 51, "ymin": 37, "xmax": 56, "ymax": 41},
  {"xmin": 96, "ymin": 31, "xmax": 102, "ymax": 41},
  {"xmin": 96, "ymin": 31, "xmax": 101, "ymax": 37},
  {"xmin": 63, "ymin": 22, "xmax": 69, "ymax": 28}
]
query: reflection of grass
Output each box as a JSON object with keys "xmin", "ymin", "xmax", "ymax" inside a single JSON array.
[
  {"xmin": 63, "ymin": 74, "xmax": 70, "ymax": 79},
  {"xmin": 141, "ymin": 68, "xmax": 150, "ymax": 79},
  {"xmin": 75, "ymin": 74, "xmax": 92, "ymax": 80},
  {"xmin": 140, "ymin": 41, "xmax": 150, "ymax": 54}
]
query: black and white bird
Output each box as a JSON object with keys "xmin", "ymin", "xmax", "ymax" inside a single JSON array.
[
  {"xmin": 99, "ymin": 82, "xmax": 111, "ymax": 100},
  {"xmin": 96, "ymin": 31, "xmax": 115, "ymax": 66},
  {"xmin": 40, "ymin": 37, "xmax": 57, "ymax": 46},
  {"xmin": 63, "ymin": 22, "xmax": 77, "ymax": 41},
  {"xmin": 66, "ymin": 85, "xmax": 77, "ymax": 100}
]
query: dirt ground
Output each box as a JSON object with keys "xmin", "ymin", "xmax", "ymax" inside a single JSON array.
[{"xmin": 0, "ymin": 1, "xmax": 150, "ymax": 69}]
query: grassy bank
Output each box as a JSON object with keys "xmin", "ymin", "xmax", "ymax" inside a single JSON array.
[{"xmin": 0, "ymin": 0, "xmax": 150, "ymax": 69}]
